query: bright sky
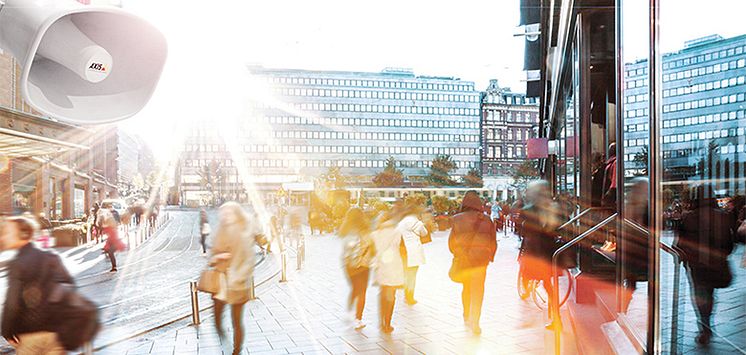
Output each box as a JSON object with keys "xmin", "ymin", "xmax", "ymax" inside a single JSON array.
[{"xmin": 117, "ymin": 0, "xmax": 746, "ymax": 162}]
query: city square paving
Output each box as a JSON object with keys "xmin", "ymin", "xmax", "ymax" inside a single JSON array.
[{"xmin": 105, "ymin": 231, "xmax": 579, "ymax": 355}]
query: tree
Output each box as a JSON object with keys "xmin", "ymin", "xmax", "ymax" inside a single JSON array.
[
  {"xmin": 373, "ymin": 156, "xmax": 404, "ymax": 187},
  {"xmin": 320, "ymin": 166, "xmax": 347, "ymax": 190},
  {"xmin": 428, "ymin": 154, "xmax": 457, "ymax": 186},
  {"xmin": 632, "ymin": 146, "xmax": 649, "ymax": 176},
  {"xmin": 197, "ymin": 160, "xmax": 225, "ymax": 206},
  {"xmin": 462, "ymin": 168, "xmax": 484, "ymax": 188},
  {"xmin": 511, "ymin": 160, "xmax": 540, "ymax": 192}
]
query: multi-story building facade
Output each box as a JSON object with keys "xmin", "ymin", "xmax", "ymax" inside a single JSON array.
[
  {"xmin": 178, "ymin": 66, "xmax": 482, "ymax": 206},
  {"xmin": 481, "ymin": 80, "xmax": 539, "ymax": 201},
  {"xmin": 623, "ymin": 34, "xmax": 746, "ymax": 193}
]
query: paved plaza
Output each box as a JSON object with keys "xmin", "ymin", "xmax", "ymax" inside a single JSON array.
[{"xmin": 104, "ymin": 231, "xmax": 578, "ymax": 354}]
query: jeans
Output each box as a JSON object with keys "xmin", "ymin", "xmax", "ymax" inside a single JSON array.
[
  {"xmin": 214, "ymin": 299, "xmax": 245, "ymax": 355},
  {"xmin": 346, "ymin": 267, "xmax": 370, "ymax": 320},
  {"xmin": 461, "ymin": 266, "xmax": 487, "ymax": 326},
  {"xmin": 379, "ymin": 286, "xmax": 397, "ymax": 328},
  {"xmin": 106, "ymin": 249, "xmax": 117, "ymax": 269},
  {"xmin": 15, "ymin": 332, "xmax": 65, "ymax": 355},
  {"xmin": 200, "ymin": 233, "xmax": 208, "ymax": 253}
]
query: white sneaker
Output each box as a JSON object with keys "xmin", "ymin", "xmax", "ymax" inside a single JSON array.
[{"xmin": 354, "ymin": 319, "xmax": 366, "ymax": 330}]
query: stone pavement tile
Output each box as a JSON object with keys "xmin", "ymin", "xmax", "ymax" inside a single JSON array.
[
  {"xmin": 248, "ymin": 348, "xmax": 289, "ymax": 354},
  {"xmin": 376, "ymin": 339, "xmax": 423, "ymax": 354},
  {"xmin": 283, "ymin": 344, "xmax": 330, "ymax": 353},
  {"xmin": 408, "ymin": 341, "xmax": 460, "ymax": 355},
  {"xmin": 196, "ymin": 345, "xmax": 223, "ymax": 354},
  {"xmin": 125, "ymin": 342, "xmax": 153, "ymax": 355}
]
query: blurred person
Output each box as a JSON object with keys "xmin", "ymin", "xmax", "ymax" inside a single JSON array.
[
  {"xmin": 91, "ymin": 202, "xmax": 101, "ymax": 243},
  {"xmin": 148, "ymin": 205, "xmax": 159, "ymax": 231},
  {"xmin": 209, "ymin": 202, "xmax": 258, "ymax": 355},
  {"xmin": 602, "ymin": 143, "xmax": 618, "ymax": 207},
  {"xmin": 397, "ymin": 204, "xmax": 428, "ymax": 306},
  {"xmin": 511, "ymin": 197, "xmax": 525, "ymax": 238},
  {"xmin": 620, "ymin": 178, "xmax": 649, "ymax": 312},
  {"xmin": 519, "ymin": 180, "xmax": 561, "ymax": 329},
  {"xmin": 339, "ymin": 207, "xmax": 375, "ymax": 329},
  {"xmin": 132, "ymin": 202, "xmax": 145, "ymax": 226},
  {"xmin": 1, "ymin": 216, "xmax": 69, "ymax": 354},
  {"xmin": 120, "ymin": 209, "xmax": 132, "ymax": 238},
  {"xmin": 287, "ymin": 209, "xmax": 303, "ymax": 249},
  {"xmin": 101, "ymin": 209, "xmax": 124, "ymax": 272},
  {"xmin": 490, "ymin": 200, "xmax": 502, "ymax": 230},
  {"xmin": 448, "ymin": 191, "xmax": 497, "ymax": 335},
  {"xmin": 199, "ymin": 209, "xmax": 211, "ymax": 254},
  {"xmin": 676, "ymin": 185, "xmax": 736, "ymax": 345},
  {"xmin": 371, "ymin": 209, "xmax": 405, "ymax": 334}
]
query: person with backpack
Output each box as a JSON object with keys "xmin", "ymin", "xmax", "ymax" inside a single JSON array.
[
  {"xmin": 448, "ymin": 191, "xmax": 497, "ymax": 335},
  {"xmin": 1, "ymin": 216, "xmax": 99, "ymax": 354},
  {"xmin": 339, "ymin": 207, "xmax": 375, "ymax": 330}
]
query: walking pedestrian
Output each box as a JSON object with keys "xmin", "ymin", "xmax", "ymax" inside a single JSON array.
[
  {"xmin": 370, "ymin": 209, "xmax": 405, "ymax": 334},
  {"xmin": 676, "ymin": 185, "xmax": 736, "ymax": 345},
  {"xmin": 339, "ymin": 207, "xmax": 375, "ymax": 330},
  {"xmin": 1, "ymin": 216, "xmax": 69, "ymax": 354},
  {"xmin": 209, "ymin": 202, "xmax": 258, "ymax": 355},
  {"xmin": 101, "ymin": 209, "xmax": 124, "ymax": 272},
  {"xmin": 199, "ymin": 209, "xmax": 210, "ymax": 254},
  {"xmin": 519, "ymin": 180, "xmax": 561, "ymax": 329},
  {"xmin": 448, "ymin": 191, "xmax": 497, "ymax": 335},
  {"xmin": 91, "ymin": 202, "xmax": 101, "ymax": 243},
  {"xmin": 397, "ymin": 204, "xmax": 428, "ymax": 306}
]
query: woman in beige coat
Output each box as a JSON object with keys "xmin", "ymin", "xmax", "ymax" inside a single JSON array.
[{"xmin": 209, "ymin": 202, "xmax": 257, "ymax": 355}]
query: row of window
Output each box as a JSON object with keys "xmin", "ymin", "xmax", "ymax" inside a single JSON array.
[
  {"xmin": 483, "ymin": 94, "xmax": 538, "ymax": 105},
  {"xmin": 185, "ymin": 158, "xmax": 478, "ymax": 170},
  {"xmin": 625, "ymin": 44, "xmax": 746, "ymax": 78},
  {"xmin": 624, "ymin": 126, "xmax": 742, "ymax": 147},
  {"xmin": 276, "ymin": 88, "xmax": 479, "ymax": 103},
  {"xmin": 486, "ymin": 145, "xmax": 525, "ymax": 159},
  {"xmin": 264, "ymin": 130, "xmax": 480, "ymax": 143},
  {"xmin": 663, "ymin": 76, "xmax": 745, "ymax": 98},
  {"xmin": 662, "ymin": 92, "xmax": 746, "ymax": 113},
  {"xmin": 281, "ymin": 102, "xmax": 480, "ymax": 116},
  {"xmin": 263, "ymin": 116, "xmax": 479, "ymax": 129},
  {"xmin": 663, "ymin": 58, "xmax": 745, "ymax": 82},
  {"xmin": 627, "ymin": 143, "xmax": 746, "ymax": 161},
  {"xmin": 184, "ymin": 144, "xmax": 478, "ymax": 156},
  {"xmin": 483, "ymin": 110, "xmax": 538, "ymax": 123},
  {"xmin": 663, "ymin": 109, "xmax": 744, "ymax": 129},
  {"xmin": 268, "ymin": 76, "xmax": 474, "ymax": 92},
  {"xmin": 485, "ymin": 128, "xmax": 532, "ymax": 141}
]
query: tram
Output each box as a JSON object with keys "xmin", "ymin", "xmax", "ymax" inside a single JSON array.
[{"xmin": 523, "ymin": 0, "xmax": 745, "ymax": 353}]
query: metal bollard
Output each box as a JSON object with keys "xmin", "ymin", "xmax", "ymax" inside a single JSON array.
[
  {"xmin": 248, "ymin": 276, "xmax": 256, "ymax": 300},
  {"xmin": 83, "ymin": 342, "xmax": 93, "ymax": 355},
  {"xmin": 280, "ymin": 251, "xmax": 288, "ymax": 282},
  {"xmin": 190, "ymin": 281, "xmax": 200, "ymax": 325}
]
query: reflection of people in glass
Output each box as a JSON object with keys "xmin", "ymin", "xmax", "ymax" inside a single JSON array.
[
  {"xmin": 602, "ymin": 143, "xmax": 617, "ymax": 207},
  {"xmin": 519, "ymin": 180, "xmax": 561, "ymax": 328},
  {"xmin": 676, "ymin": 185, "xmax": 736, "ymax": 345},
  {"xmin": 621, "ymin": 178, "xmax": 649, "ymax": 312}
]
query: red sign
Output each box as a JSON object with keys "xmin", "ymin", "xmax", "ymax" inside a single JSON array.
[{"xmin": 527, "ymin": 138, "xmax": 548, "ymax": 158}]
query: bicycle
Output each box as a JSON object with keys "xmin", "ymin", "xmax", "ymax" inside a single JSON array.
[{"xmin": 517, "ymin": 264, "xmax": 573, "ymax": 310}]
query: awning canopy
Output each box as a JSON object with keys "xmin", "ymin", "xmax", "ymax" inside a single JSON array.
[{"xmin": 0, "ymin": 127, "xmax": 88, "ymax": 158}]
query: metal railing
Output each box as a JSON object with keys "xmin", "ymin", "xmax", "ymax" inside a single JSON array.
[
  {"xmin": 551, "ymin": 212, "xmax": 618, "ymax": 354},
  {"xmin": 622, "ymin": 218, "xmax": 682, "ymax": 355},
  {"xmin": 556, "ymin": 207, "xmax": 614, "ymax": 233}
]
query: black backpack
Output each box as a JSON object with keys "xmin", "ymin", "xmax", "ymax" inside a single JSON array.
[{"xmin": 41, "ymin": 253, "xmax": 101, "ymax": 350}]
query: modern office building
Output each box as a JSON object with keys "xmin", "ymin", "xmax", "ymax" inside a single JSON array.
[
  {"xmin": 481, "ymin": 79, "xmax": 539, "ymax": 200},
  {"xmin": 178, "ymin": 66, "xmax": 482, "ymax": 206},
  {"xmin": 623, "ymin": 34, "xmax": 746, "ymax": 193}
]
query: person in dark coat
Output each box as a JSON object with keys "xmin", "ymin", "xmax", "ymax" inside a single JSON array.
[
  {"xmin": 1, "ymin": 216, "xmax": 72, "ymax": 354},
  {"xmin": 448, "ymin": 191, "xmax": 497, "ymax": 335},
  {"xmin": 676, "ymin": 185, "xmax": 736, "ymax": 345},
  {"xmin": 620, "ymin": 178, "xmax": 649, "ymax": 312},
  {"xmin": 519, "ymin": 180, "xmax": 561, "ymax": 328}
]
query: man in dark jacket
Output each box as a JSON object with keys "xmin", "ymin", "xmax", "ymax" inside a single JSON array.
[
  {"xmin": 448, "ymin": 191, "xmax": 497, "ymax": 335},
  {"xmin": 676, "ymin": 186, "xmax": 735, "ymax": 345},
  {"xmin": 1, "ymin": 216, "xmax": 72, "ymax": 354}
]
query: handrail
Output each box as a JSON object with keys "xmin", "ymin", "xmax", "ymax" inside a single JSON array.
[
  {"xmin": 622, "ymin": 218, "xmax": 682, "ymax": 261},
  {"xmin": 556, "ymin": 207, "xmax": 614, "ymax": 232},
  {"xmin": 551, "ymin": 212, "xmax": 618, "ymax": 354},
  {"xmin": 621, "ymin": 218, "xmax": 682, "ymax": 355}
]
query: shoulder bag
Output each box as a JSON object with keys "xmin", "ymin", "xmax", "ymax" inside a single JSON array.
[{"xmin": 197, "ymin": 267, "xmax": 221, "ymax": 294}]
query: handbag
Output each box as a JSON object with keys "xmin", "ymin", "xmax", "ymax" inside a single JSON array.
[
  {"xmin": 420, "ymin": 230, "xmax": 432, "ymax": 244},
  {"xmin": 197, "ymin": 268, "xmax": 221, "ymax": 294},
  {"xmin": 448, "ymin": 257, "xmax": 466, "ymax": 283}
]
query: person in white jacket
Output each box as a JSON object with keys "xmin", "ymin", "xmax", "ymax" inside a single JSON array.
[
  {"xmin": 397, "ymin": 204, "xmax": 428, "ymax": 305},
  {"xmin": 371, "ymin": 210, "xmax": 405, "ymax": 333}
]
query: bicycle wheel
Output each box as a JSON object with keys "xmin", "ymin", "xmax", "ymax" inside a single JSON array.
[
  {"xmin": 517, "ymin": 269, "xmax": 531, "ymax": 300},
  {"xmin": 531, "ymin": 269, "xmax": 573, "ymax": 309}
]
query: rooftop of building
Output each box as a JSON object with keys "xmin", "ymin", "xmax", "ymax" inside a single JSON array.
[{"xmin": 245, "ymin": 65, "xmax": 475, "ymax": 85}]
